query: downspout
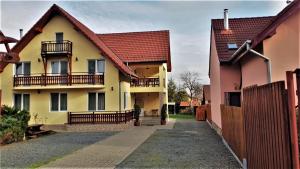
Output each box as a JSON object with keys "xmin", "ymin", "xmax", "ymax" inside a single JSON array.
[
  {"xmin": 248, "ymin": 49, "xmax": 272, "ymax": 83},
  {"xmin": 232, "ymin": 40, "xmax": 272, "ymax": 83}
]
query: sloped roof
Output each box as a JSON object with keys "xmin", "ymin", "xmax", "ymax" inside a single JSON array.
[
  {"xmin": 211, "ymin": 16, "xmax": 274, "ymax": 62},
  {"xmin": 252, "ymin": 0, "xmax": 300, "ymax": 48},
  {"xmin": 97, "ymin": 30, "xmax": 171, "ymax": 72},
  {"xmin": 11, "ymin": 4, "xmax": 137, "ymax": 77},
  {"xmin": 180, "ymin": 100, "xmax": 200, "ymax": 107}
]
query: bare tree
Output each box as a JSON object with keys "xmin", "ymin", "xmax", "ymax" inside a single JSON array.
[{"xmin": 180, "ymin": 71, "xmax": 201, "ymax": 113}]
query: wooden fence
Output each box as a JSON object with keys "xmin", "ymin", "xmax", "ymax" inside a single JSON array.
[
  {"xmin": 196, "ymin": 105, "xmax": 206, "ymax": 121},
  {"xmin": 220, "ymin": 105, "xmax": 245, "ymax": 161},
  {"xmin": 206, "ymin": 104, "xmax": 212, "ymax": 123},
  {"xmin": 68, "ymin": 110, "xmax": 134, "ymax": 124},
  {"xmin": 243, "ymin": 81, "xmax": 292, "ymax": 169}
]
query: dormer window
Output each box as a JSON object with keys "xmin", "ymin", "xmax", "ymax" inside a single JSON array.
[{"xmin": 227, "ymin": 43, "xmax": 238, "ymax": 50}]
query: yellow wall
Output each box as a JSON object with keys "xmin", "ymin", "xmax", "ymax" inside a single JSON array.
[
  {"xmin": 1, "ymin": 15, "xmax": 169, "ymax": 124},
  {"xmin": 1, "ymin": 15, "xmax": 123, "ymax": 124}
]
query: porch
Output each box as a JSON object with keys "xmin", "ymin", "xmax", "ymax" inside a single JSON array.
[{"xmin": 134, "ymin": 92, "xmax": 166, "ymax": 117}]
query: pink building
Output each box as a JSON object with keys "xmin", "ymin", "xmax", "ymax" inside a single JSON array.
[{"xmin": 209, "ymin": 0, "xmax": 300, "ymax": 131}]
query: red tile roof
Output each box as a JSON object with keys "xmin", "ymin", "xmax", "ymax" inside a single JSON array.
[
  {"xmin": 98, "ymin": 30, "xmax": 171, "ymax": 72},
  {"xmin": 211, "ymin": 16, "xmax": 274, "ymax": 62},
  {"xmin": 252, "ymin": 0, "xmax": 300, "ymax": 48},
  {"xmin": 180, "ymin": 99, "xmax": 200, "ymax": 107},
  {"xmin": 12, "ymin": 4, "xmax": 143, "ymax": 77}
]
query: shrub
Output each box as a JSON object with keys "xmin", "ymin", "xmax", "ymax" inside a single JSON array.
[
  {"xmin": 0, "ymin": 105, "xmax": 30, "ymax": 145},
  {"xmin": 161, "ymin": 104, "xmax": 167, "ymax": 120},
  {"xmin": 134, "ymin": 104, "xmax": 141, "ymax": 121}
]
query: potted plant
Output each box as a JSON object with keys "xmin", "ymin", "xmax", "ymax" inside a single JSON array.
[
  {"xmin": 134, "ymin": 104, "xmax": 141, "ymax": 126},
  {"xmin": 161, "ymin": 104, "xmax": 167, "ymax": 125}
]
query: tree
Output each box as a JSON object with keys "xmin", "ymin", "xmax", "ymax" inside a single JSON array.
[
  {"xmin": 194, "ymin": 83, "xmax": 203, "ymax": 101},
  {"xmin": 180, "ymin": 71, "xmax": 201, "ymax": 113},
  {"xmin": 168, "ymin": 78, "xmax": 177, "ymax": 102},
  {"xmin": 174, "ymin": 88, "xmax": 189, "ymax": 103}
]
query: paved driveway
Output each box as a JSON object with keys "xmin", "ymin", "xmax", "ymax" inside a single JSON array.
[
  {"xmin": 0, "ymin": 132, "xmax": 117, "ymax": 168},
  {"xmin": 117, "ymin": 120, "xmax": 241, "ymax": 168}
]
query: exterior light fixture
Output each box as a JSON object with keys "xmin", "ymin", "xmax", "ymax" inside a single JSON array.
[
  {"xmin": 111, "ymin": 86, "xmax": 114, "ymax": 91},
  {"xmin": 75, "ymin": 57, "xmax": 78, "ymax": 61},
  {"xmin": 38, "ymin": 58, "xmax": 41, "ymax": 62}
]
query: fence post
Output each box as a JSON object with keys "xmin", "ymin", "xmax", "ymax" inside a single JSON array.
[
  {"xmin": 286, "ymin": 71, "xmax": 300, "ymax": 169},
  {"xmin": 93, "ymin": 111, "xmax": 95, "ymax": 124},
  {"xmin": 116, "ymin": 111, "xmax": 119, "ymax": 124}
]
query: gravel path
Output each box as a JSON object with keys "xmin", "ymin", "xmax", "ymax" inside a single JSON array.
[
  {"xmin": 117, "ymin": 120, "xmax": 241, "ymax": 168},
  {"xmin": 0, "ymin": 132, "xmax": 117, "ymax": 168}
]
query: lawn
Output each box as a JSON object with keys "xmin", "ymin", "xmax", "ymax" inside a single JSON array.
[{"xmin": 169, "ymin": 113, "xmax": 194, "ymax": 120}]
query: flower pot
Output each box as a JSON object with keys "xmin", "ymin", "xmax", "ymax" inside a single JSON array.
[
  {"xmin": 134, "ymin": 120, "xmax": 141, "ymax": 126},
  {"xmin": 161, "ymin": 119, "xmax": 166, "ymax": 125}
]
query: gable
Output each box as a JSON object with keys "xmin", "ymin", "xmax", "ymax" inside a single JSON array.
[{"xmin": 11, "ymin": 4, "xmax": 137, "ymax": 77}]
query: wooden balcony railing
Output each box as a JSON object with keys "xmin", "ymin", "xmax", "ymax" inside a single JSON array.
[
  {"xmin": 68, "ymin": 110, "xmax": 134, "ymax": 124},
  {"xmin": 130, "ymin": 78, "xmax": 159, "ymax": 87},
  {"xmin": 13, "ymin": 73, "xmax": 104, "ymax": 87},
  {"xmin": 41, "ymin": 40, "xmax": 72, "ymax": 56}
]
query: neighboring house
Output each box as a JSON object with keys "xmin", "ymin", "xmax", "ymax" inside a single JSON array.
[
  {"xmin": 1, "ymin": 4, "xmax": 171, "ymax": 124},
  {"xmin": 209, "ymin": 1, "xmax": 300, "ymax": 130},
  {"xmin": 0, "ymin": 31, "xmax": 19, "ymax": 110},
  {"xmin": 180, "ymin": 99, "xmax": 200, "ymax": 107}
]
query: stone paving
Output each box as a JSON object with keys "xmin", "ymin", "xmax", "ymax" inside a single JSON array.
[
  {"xmin": 42, "ymin": 119, "xmax": 175, "ymax": 168},
  {"xmin": 117, "ymin": 119, "xmax": 241, "ymax": 168},
  {"xmin": 0, "ymin": 132, "xmax": 117, "ymax": 168}
]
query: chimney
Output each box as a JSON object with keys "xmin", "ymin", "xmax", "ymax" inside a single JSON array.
[
  {"xmin": 224, "ymin": 9, "xmax": 229, "ymax": 30},
  {"xmin": 19, "ymin": 29, "xmax": 23, "ymax": 39}
]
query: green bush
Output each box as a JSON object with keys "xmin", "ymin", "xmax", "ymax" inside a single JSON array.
[
  {"xmin": 0, "ymin": 105, "xmax": 30, "ymax": 145},
  {"xmin": 134, "ymin": 104, "xmax": 141, "ymax": 121},
  {"xmin": 161, "ymin": 104, "xmax": 167, "ymax": 120}
]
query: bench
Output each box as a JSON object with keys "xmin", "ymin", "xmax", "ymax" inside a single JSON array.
[{"xmin": 26, "ymin": 124, "xmax": 51, "ymax": 138}]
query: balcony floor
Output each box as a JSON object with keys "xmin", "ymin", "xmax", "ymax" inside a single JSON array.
[{"xmin": 13, "ymin": 84, "xmax": 105, "ymax": 90}]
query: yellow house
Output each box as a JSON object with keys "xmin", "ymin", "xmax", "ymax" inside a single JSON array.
[{"xmin": 1, "ymin": 4, "xmax": 171, "ymax": 125}]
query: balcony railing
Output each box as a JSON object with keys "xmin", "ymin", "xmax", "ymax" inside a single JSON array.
[
  {"xmin": 13, "ymin": 73, "xmax": 104, "ymax": 87},
  {"xmin": 41, "ymin": 40, "xmax": 72, "ymax": 56},
  {"xmin": 130, "ymin": 78, "xmax": 159, "ymax": 87}
]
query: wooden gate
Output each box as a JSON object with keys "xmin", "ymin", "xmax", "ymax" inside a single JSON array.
[{"xmin": 243, "ymin": 81, "xmax": 293, "ymax": 169}]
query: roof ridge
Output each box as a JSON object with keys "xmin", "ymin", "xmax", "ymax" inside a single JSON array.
[
  {"xmin": 97, "ymin": 30, "xmax": 169, "ymax": 35},
  {"xmin": 211, "ymin": 15, "xmax": 274, "ymax": 21}
]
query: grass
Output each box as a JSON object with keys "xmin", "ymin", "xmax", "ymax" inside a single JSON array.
[{"xmin": 169, "ymin": 114, "xmax": 194, "ymax": 120}]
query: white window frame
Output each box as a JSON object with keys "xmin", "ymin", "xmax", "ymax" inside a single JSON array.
[
  {"xmin": 87, "ymin": 59, "xmax": 105, "ymax": 75},
  {"xmin": 13, "ymin": 93, "xmax": 30, "ymax": 111},
  {"xmin": 88, "ymin": 92, "xmax": 105, "ymax": 111},
  {"xmin": 48, "ymin": 59, "xmax": 68, "ymax": 75},
  {"xmin": 50, "ymin": 93, "xmax": 68, "ymax": 112},
  {"xmin": 14, "ymin": 62, "xmax": 31, "ymax": 76}
]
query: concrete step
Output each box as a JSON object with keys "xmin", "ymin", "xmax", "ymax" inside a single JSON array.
[{"xmin": 141, "ymin": 117, "xmax": 161, "ymax": 126}]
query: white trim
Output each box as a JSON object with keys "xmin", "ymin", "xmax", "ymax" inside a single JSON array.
[
  {"xmin": 49, "ymin": 59, "xmax": 68, "ymax": 75},
  {"xmin": 14, "ymin": 61, "xmax": 31, "ymax": 76},
  {"xmin": 87, "ymin": 59, "xmax": 105, "ymax": 75},
  {"xmin": 49, "ymin": 92, "xmax": 68, "ymax": 112},
  {"xmin": 88, "ymin": 92, "xmax": 105, "ymax": 111},
  {"xmin": 13, "ymin": 93, "xmax": 30, "ymax": 111}
]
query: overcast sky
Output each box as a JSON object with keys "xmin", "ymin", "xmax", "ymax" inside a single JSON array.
[{"xmin": 0, "ymin": 1, "xmax": 287, "ymax": 84}]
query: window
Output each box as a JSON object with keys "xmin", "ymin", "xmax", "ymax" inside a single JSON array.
[
  {"xmin": 14, "ymin": 94, "xmax": 30, "ymax": 111},
  {"xmin": 225, "ymin": 92, "xmax": 241, "ymax": 107},
  {"xmin": 15, "ymin": 62, "xmax": 30, "ymax": 76},
  {"xmin": 56, "ymin": 32, "xmax": 63, "ymax": 42},
  {"xmin": 88, "ymin": 93, "xmax": 105, "ymax": 111},
  {"xmin": 124, "ymin": 92, "xmax": 128, "ymax": 109},
  {"xmin": 50, "ymin": 93, "xmax": 67, "ymax": 111},
  {"xmin": 51, "ymin": 60, "xmax": 68, "ymax": 75},
  {"xmin": 227, "ymin": 43, "xmax": 238, "ymax": 50},
  {"xmin": 88, "ymin": 60, "xmax": 105, "ymax": 74}
]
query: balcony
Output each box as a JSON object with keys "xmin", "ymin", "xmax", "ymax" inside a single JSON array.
[
  {"xmin": 130, "ymin": 78, "xmax": 159, "ymax": 87},
  {"xmin": 41, "ymin": 40, "xmax": 72, "ymax": 57},
  {"xmin": 13, "ymin": 73, "xmax": 104, "ymax": 87}
]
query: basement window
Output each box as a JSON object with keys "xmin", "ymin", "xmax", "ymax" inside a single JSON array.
[{"xmin": 227, "ymin": 43, "xmax": 238, "ymax": 50}]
